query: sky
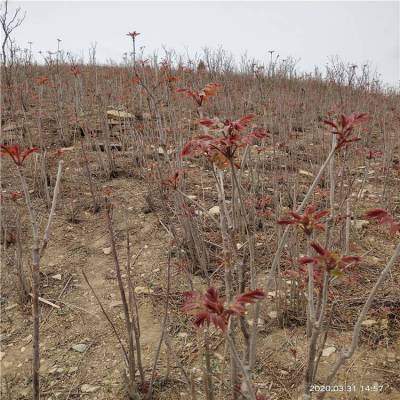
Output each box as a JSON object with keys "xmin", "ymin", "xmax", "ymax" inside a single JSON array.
[{"xmin": 7, "ymin": 1, "xmax": 400, "ymax": 87}]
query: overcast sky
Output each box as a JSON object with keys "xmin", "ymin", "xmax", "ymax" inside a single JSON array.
[{"xmin": 8, "ymin": 1, "xmax": 400, "ymax": 87}]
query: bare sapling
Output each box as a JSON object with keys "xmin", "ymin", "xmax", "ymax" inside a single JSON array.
[{"xmin": 1, "ymin": 144, "xmax": 63, "ymax": 400}]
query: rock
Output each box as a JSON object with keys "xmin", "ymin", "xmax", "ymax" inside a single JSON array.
[
  {"xmin": 208, "ymin": 206, "xmax": 220, "ymax": 216},
  {"xmin": 387, "ymin": 352, "xmax": 396, "ymax": 363},
  {"xmin": 187, "ymin": 195, "xmax": 197, "ymax": 200},
  {"xmin": 102, "ymin": 247, "xmax": 112, "ymax": 255},
  {"xmin": 81, "ymin": 384, "xmax": 100, "ymax": 393},
  {"xmin": 51, "ymin": 274, "xmax": 62, "ymax": 281},
  {"xmin": 134, "ymin": 286, "xmax": 154, "ymax": 295},
  {"xmin": 178, "ymin": 332, "xmax": 188, "ymax": 338},
  {"xmin": 322, "ymin": 346, "xmax": 336, "ymax": 357},
  {"xmin": 279, "ymin": 370, "xmax": 289, "ymax": 375},
  {"xmin": 0, "ymin": 351, "xmax": 5, "ymax": 361},
  {"xmin": 71, "ymin": 344, "xmax": 88, "ymax": 353},
  {"xmin": 48, "ymin": 366, "xmax": 59, "ymax": 374},
  {"xmin": 361, "ymin": 319, "xmax": 378, "ymax": 327},
  {"xmin": 353, "ymin": 220, "xmax": 369, "ymax": 229},
  {"xmin": 299, "ymin": 169, "xmax": 313, "ymax": 178},
  {"xmin": 106, "ymin": 109, "xmax": 134, "ymax": 120}
]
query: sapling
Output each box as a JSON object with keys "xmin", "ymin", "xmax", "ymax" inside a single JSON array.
[
  {"xmin": 183, "ymin": 287, "xmax": 265, "ymax": 400},
  {"xmin": 0, "ymin": 144, "xmax": 63, "ymax": 400}
]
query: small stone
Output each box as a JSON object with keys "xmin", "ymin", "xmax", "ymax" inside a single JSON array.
[
  {"xmin": 48, "ymin": 366, "xmax": 59, "ymax": 374},
  {"xmin": 361, "ymin": 319, "xmax": 378, "ymax": 327},
  {"xmin": 69, "ymin": 366, "xmax": 78, "ymax": 374},
  {"xmin": 157, "ymin": 146, "xmax": 165, "ymax": 155},
  {"xmin": 279, "ymin": 370, "xmax": 289, "ymax": 375},
  {"xmin": 0, "ymin": 351, "xmax": 5, "ymax": 361},
  {"xmin": 20, "ymin": 347, "xmax": 26, "ymax": 353},
  {"xmin": 134, "ymin": 286, "xmax": 154, "ymax": 295},
  {"xmin": 387, "ymin": 352, "xmax": 396, "ymax": 363},
  {"xmin": 81, "ymin": 384, "xmax": 100, "ymax": 393},
  {"xmin": 322, "ymin": 346, "xmax": 336, "ymax": 357},
  {"xmin": 353, "ymin": 220, "xmax": 369, "ymax": 229},
  {"xmin": 178, "ymin": 332, "xmax": 188, "ymax": 338},
  {"xmin": 187, "ymin": 195, "xmax": 197, "ymax": 200},
  {"xmin": 208, "ymin": 206, "xmax": 220, "ymax": 216},
  {"xmin": 71, "ymin": 344, "xmax": 88, "ymax": 353},
  {"xmin": 102, "ymin": 247, "xmax": 112, "ymax": 255},
  {"xmin": 299, "ymin": 169, "xmax": 313, "ymax": 178},
  {"xmin": 51, "ymin": 274, "xmax": 62, "ymax": 281}
]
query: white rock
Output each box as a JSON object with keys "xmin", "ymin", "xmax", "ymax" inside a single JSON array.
[
  {"xmin": 134, "ymin": 286, "xmax": 154, "ymax": 295},
  {"xmin": 361, "ymin": 319, "xmax": 378, "ymax": 327},
  {"xmin": 71, "ymin": 344, "xmax": 88, "ymax": 353},
  {"xmin": 81, "ymin": 384, "xmax": 100, "ymax": 393},
  {"xmin": 208, "ymin": 206, "xmax": 220, "ymax": 216},
  {"xmin": 106, "ymin": 109, "xmax": 134, "ymax": 120},
  {"xmin": 353, "ymin": 220, "xmax": 369, "ymax": 229},
  {"xmin": 322, "ymin": 346, "xmax": 336, "ymax": 357},
  {"xmin": 51, "ymin": 274, "xmax": 62, "ymax": 281},
  {"xmin": 299, "ymin": 169, "xmax": 313, "ymax": 178},
  {"xmin": 279, "ymin": 370, "xmax": 289, "ymax": 375},
  {"xmin": 102, "ymin": 247, "xmax": 112, "ymax": 255},
  {"xmin": 157, "ymin": 146, "xmax": 165, "ymax": 155}
]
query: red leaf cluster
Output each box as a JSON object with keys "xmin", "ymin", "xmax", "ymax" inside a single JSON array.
[
  {"xmin": 0, "ymin": 144, "xmax": 39, "ymax": 166},
  {"xmin": 277, "ymin": 204, "xmax": 329, "ymax": 236},
  {"xmin": 70, "ymin": 65, "xmax": 81, "ymax": 77},
  {"xmin": 126, "ymin": 31, "xmax": 140, "ymax": 38},
  {"xmin": 365, "ymin": 208, "xmax": 399, "ymax": 236},
  {"xmin": 181, "ymin": 114, "xmax": 268, "ymax": 166},
  {"xmin": 299, "ymin": 242, "xmax": 361, "ymax": 274},
  {"xmin": 183, "ymin": 287, "xmax": 265, "ymax": 331},
  {"xmin": 176, "ymin": 82, "xmax": 222, "ymax": 106},
  {"xmin": 323, "ymin": 112, "xmax": 368, "ymax": 149}
]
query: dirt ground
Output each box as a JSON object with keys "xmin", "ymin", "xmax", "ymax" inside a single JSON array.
[{"xmin": 1, "ymin": 160, "xmax": 399, "ymax": 400}]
